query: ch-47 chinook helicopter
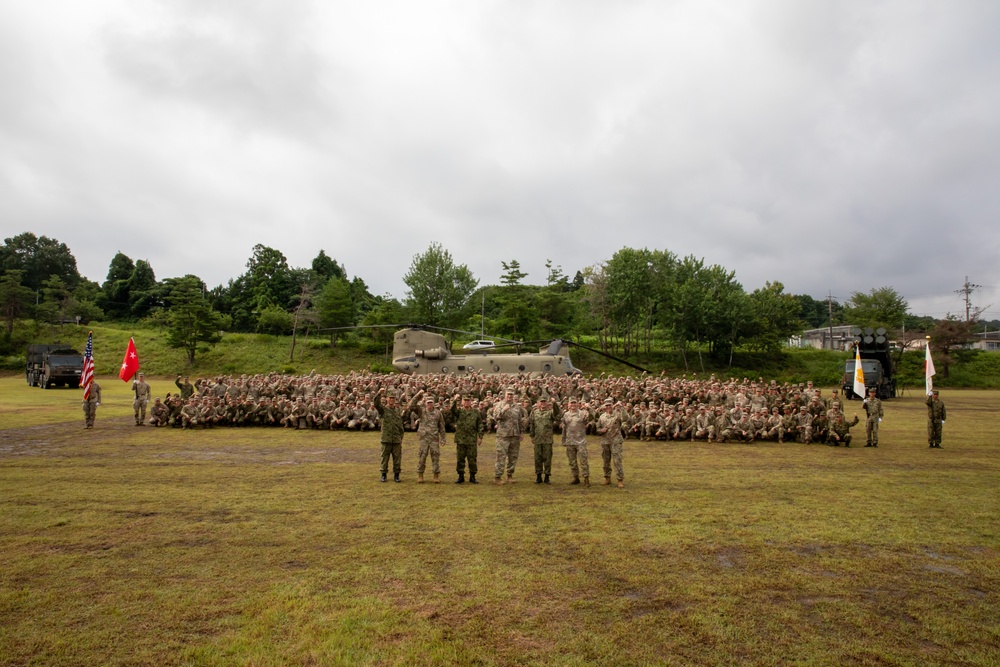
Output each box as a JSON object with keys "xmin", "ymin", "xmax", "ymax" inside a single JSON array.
[{"xmin": 323, "ymin": 324, "xmax": 647, "ymax": 377}]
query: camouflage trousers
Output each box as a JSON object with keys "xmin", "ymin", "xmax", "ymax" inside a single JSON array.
[
  {"xmin": 456, "ymin": 442, "xmax": 478, "ymax": 475},
  {"xmin": 82, "ymin": 401, "xmax": 98, "ymax": 428},
  {"xmin": 601, "ymin": 440, "xmax": 624, "ymax": 482},
  {"xmin": 533, "ymin": 440, "xmax": 553, "ymax": 476},
  {"xmin": 866, "ymin": 418, "xmax": 880, "ymax": 446},
  {"xmin": 417, "ymin": 437, "xmax": 441, "ymax": 475},
  {"xmin": 564, "ymin": 442, "xmax": 590, "ymax": 479},
  {"xmin": 380, "ymin": 441, "xmax": 402, "ymax": 475},
  {"xmin": 495, "ymin": 436, "xmax": 521, "ymax": 479},
  {"xmin": 133, "ymin": 397, "xmax": 148, "ymax": 423},
  {"xmin": 928, "ymin": 420, "xmax": 943, "ymax": 446}
]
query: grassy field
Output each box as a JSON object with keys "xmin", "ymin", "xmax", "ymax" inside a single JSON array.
[{"xmin": 1, "ymin": 377, "xmax": 998, "ymax": 666}]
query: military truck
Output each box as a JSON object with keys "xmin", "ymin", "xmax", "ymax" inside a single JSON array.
[
  {"xmin": 841, "ymin": 327, "xmax": 897, "ymax": 400},
  {"xmin": 25, "ymin": 344, "xmax": 84, "ymax": 389}
]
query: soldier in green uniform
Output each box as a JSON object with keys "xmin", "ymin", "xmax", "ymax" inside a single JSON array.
[
  {"xmin": 82, "ymin": 380, "xmax": 101, "ymax": 429},
  {"xmin": 826, "ymin": 413, "xmax": 860, "ymax": 446},
  {"xmin": 926, "ymin": 390, "xmax": 946, "ymax": 448},
  {"xmin": 375, "ymin": 388, "xmax": 406, "ymax": 482},
  {"xmin": 560, "ymin": 397, "xmax": 591, "ymax": 487},
  {"xmin": 528, "ymin": 395, "xmax": 561, "ymax": 484},
  {"xmin": 175, "ymin": 375, "xmax": 194, "ymax": 399},
  {"xmin": 863, "ymin": 388, "xmax": 884, "ymax": 447},
  {"xmin": 596, "ymin": 398, "xmax": 626, "ymax": 488},
  {"xmin": 410, "ymin": 391, "xmax": 446, "ymax": 483},
  {"xmin": 132, "ymin": 372, "xmax": 151, "ymax": 425},
  {"xmin": 450, "ymin": 394, "xmax": 484, "ymax": 484}
]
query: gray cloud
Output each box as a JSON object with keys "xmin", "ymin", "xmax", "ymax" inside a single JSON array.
[{"xmin": 1, "ymin": 0, "xmax": 998, "ymax": 318}]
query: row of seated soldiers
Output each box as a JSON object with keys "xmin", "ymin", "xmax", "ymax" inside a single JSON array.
[{"xmin": 145, "ymin": 370, "xmax": 861, "ymax": 444}]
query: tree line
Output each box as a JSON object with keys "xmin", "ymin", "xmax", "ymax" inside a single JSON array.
[{"xmin": 0, "ymin": 232, "xmax": 988, "ymax": 369}]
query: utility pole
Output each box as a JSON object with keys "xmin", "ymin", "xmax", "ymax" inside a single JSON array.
[
  {"xmin": 827, "ymin": 291, "xmax": 836, "ymax": 350},
  {"xmin": 955, "ymin": 276, "xmax": 981, "ymax": 322}
]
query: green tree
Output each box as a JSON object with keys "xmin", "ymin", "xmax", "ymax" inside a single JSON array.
[
  {"xmin": 743, "ymin": 281, "xmax": 802, "ymax": 354},
  {"xmin": 311, "ymin": 250, "xmax": 346, "ymax": 282},
  {"xmin": 843, "ymin": 287, "xmax": 909, "ymax": 331},
  {"xmin": 257, "ymin": 305, "xmax": 293, "ymax": 335},
  {"xmin": 316, "ymin": 277, "xmax": 356, "ymax": 346},
  {"xmin": 402, "ymin": 243, "xmax": 478, "ymax": 329},
  {"xmin": 0, "ymin": 232, "xmax": 81, "ymax": 292},
  {"xmin": 495, "ymin": 260, "xmax": 538, "ymax": 340},
  {"xmin": 127, "ymin": 260, "xmax": 158, "ymax": 319},
  {"xmin": 165, "ymin": 275, "xmax": 226, "ymax": 366},
  {"xmin": 36, "ymin": 275, "xmax": 73, "ymax": 324},
  {"xmin": 245, "ymin": 244, "xmax": 295, "ymax": 311},
  {"xmin": 0, "ymin": 269, "xmax": 34, "ymax": 337},
  {"xmin": 98, "ymin": 252, "xmax": 136, "ymax": 320}
]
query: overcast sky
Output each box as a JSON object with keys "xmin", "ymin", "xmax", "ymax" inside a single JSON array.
[{"xmin": 2, "ymin": 0, "xmax": 998, "ymax": 320}]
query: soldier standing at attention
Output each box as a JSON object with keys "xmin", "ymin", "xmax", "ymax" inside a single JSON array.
[
  {"xmin": 493, "ymin": 388, "xmax": 527, "ymax": 485},
  {"xmin": 450, "ymin": 394, "xmax": 484, "ymax": 484},
  {"xmin": 596, "ymin": 398, "xmax": 626, "ymax": 488},
  {"xmin": 375, "ymin": 388, "xmax": 406, "ymax": 482},
  {"xmin": 863, "ymin": 388, "xmax": 884, "ymax": 447},
  {"xmin": 83, "ymin": 380, "xmax": 101, "ymax": 429},
  {"xmin": 411, "ymin": 391, "xmax": 446, "ymax": 483},
  {"xmin": 926, "ymin": 390, "xmax": 946, "ymax": 448},
  {"xmin": 561, "ymin": 397, "xmax": 591, "ymax": 487},
  {"xmin": 528, "ymin": 394, "xmax": 560, "ymax": 484},
  {"xmin": 133, "ymin": 372, "xmax": 151, "ymax": 425}
]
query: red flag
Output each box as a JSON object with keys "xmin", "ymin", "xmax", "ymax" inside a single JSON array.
[
  {"xmin": 80, "ymin": 332, "xmax": 95, "ymax": 399},
  {"xmin": 119, "ymin": 337, "xmax": 139, "ymax": 382}
]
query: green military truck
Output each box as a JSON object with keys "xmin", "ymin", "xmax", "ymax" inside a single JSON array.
[
  {"xmin": 26, "ymin": 344, "xmax": 84, "ymax": 389},
  {"xmin": 841, "ymin": 327, "xmax": 897, "ymax": 400}
]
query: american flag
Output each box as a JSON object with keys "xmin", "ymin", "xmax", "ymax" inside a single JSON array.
[{"xmin": 81, "ymin": 332, "xmax": 95, "ymax": 400}]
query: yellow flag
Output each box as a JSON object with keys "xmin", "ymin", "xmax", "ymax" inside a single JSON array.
[{"xmin": 853, "ymin": 346, "xmax": 866, "ymax": 399}]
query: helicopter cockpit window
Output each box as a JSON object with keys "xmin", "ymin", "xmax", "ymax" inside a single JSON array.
[{"xmin": 543, "ymin": 363, "xmax": 552, "ymax": 372}]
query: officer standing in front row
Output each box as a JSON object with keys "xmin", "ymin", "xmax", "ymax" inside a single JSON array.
[
  {"xmin": 863, "ymin": 388, "xmax": 883, "ymax": 447},
  {"xmin": 926, "ymin": 390, "xmax": 946, "ymax": 448},
  {"xmin": 133, "ymin": 372, "xmax": 151, "ymax": 425},
  {"xmin": 375, "ymin": 388, "xmax": 405, "ymax": 482},
  {"xmin": 450, "ymin": 394, "xmax": 484, "ymax": 484}
]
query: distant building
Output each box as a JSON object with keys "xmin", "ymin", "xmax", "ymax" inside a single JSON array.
[
  {"xmin": 790, "ymin": 326, "xmax": 856, "ymax": 351},
  {"xmin": 973, "ymin": 330, "xmax": 1000, "ymax": 351}
]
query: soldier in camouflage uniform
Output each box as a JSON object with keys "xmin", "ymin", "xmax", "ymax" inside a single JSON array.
[
  {"xmin": 926, "ymin": 390, "xmax": 946, "ymax": 448},
  {"xmin": 596, "ymin": 398, "xmax": 626, "ymax": 488},
  {"xmin": 375, "ymin": 388, "xmax": 406, "ymax": 482},
  {"xmin": 493, "ymin": 388, "xmax": 528, "ymax": 484},
  {"xmin": 132, "ymin": 373, "xmax": 151, "ymax": 425},
  {"xmin": 148, "ymin": 397, "xmax": 169, "ymax": 426},
  {"xmin": 82, "ymin": 380, "xmax": 101, "ymax": 429},
  {"xmin": 826, "ymin": 413, "xmax": 860, "ymax": 447},
  {"xmin": 450, "ymin": 394, "xmax": 484, "ymax": 484},
  {"xmin": 794, "ymin": 406, "xmax": 814, "ymax": 444},
  {"xmin": 410, "ymin": 391, "xmax": 446, "ymax": 483},
  {"xmin": 863, "ymin": 389, "xmax": 884, "ymax": 447},
  {"xmin": 528, "ymin": 395, "xmax": 561, "ymax": 484},
  {"xmin": 175, "ymin": 375, "xmax": 194, "ymax": 399},
  {"xmin": 560, "ymin": 397, "xmax": 591, "ymax": 486}
]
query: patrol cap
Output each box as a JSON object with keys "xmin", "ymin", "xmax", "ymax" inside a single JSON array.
[{"xmin": 604, "ymin": 398, "xmax": 613, "ymax": 405}]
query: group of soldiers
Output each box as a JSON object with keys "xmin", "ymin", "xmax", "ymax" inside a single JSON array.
[{"xmin": 113, "ymin": 370, "xmax": 904, "ymax": 489}]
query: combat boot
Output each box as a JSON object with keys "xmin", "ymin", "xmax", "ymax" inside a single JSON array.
[
  {"xmin": 570, "ymin": 475, "xmax": 580, "ymax": 485},
  {"xmin": 456, "ymin": 473, "xmax": 465, "ymax": 484},
  {"xmin": 417, "ymin": 472, "xmax": 424, "ymax": 484},
  {"xmin": 393, "ymin": 473, "xmax": 401, "ymax": 483},
  {"xmin": 583, "ymin": 476, "xmax": 590, "ymax": 488},
  {"xmin": 495, "ymin": 477, "xmax": 503, "ymax": 485},
  {"xmin": 536, "ymin": 474, "xmax": 543, "ymax": 484},
  {"xmin": 603, "ymin": 476, "xmax": 611, "ymax": 485},
  {"xmin": 380, "ymin": 473, "xmax": 387, "ymax": 483},
  {"xmin": 433, "ymin": 472, "xmax": 440, "ymax": 484},
  {"xmin": 543, "ymin": 474, "xmax": 550, "ymax": 484},
  {"xmin": 506, "ymin": 474, "xmax": 516, "ymax": 484},
  {"xmin": 469, "ymin": 473, "xmax": 478, "ymax": 484},
  {"xmin": 618, "ymin": 480, "xmax": 625, "ymax": 488}
]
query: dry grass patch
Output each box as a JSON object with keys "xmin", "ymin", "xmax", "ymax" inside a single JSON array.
[{"xmin": 1, "ymin": 379, "xmax": 999, "ymax": 665}]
